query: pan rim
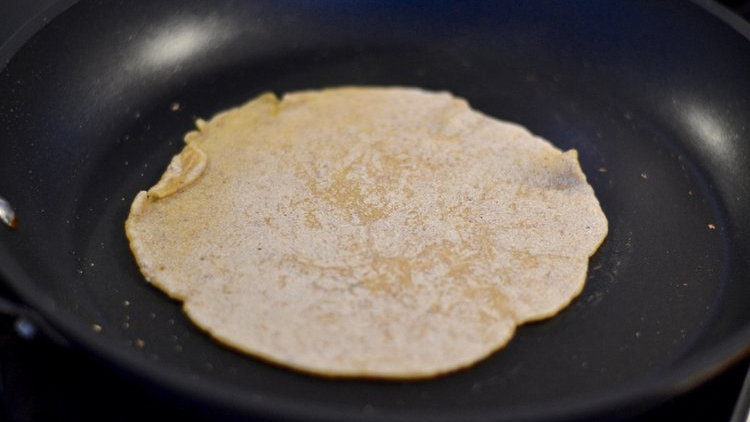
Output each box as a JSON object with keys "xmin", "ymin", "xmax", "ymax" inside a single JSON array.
[{"xmin": 1, "ymin": 0, "xmax": 750, "ymax": 420}]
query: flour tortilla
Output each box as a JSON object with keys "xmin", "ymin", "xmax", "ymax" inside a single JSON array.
[{"xmin": 125, "ymin": 87, "xmax": 608, "ymax": 378}]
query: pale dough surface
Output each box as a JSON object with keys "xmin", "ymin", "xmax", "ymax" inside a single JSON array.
[{"xmin": 125, "ymin": 87, "xmax": 608, "ymax": 378}]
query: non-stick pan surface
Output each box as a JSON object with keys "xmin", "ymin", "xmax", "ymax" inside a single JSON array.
[{"xmin": 1, "ymin": 1, "xmax": 750, "ymax": 421}]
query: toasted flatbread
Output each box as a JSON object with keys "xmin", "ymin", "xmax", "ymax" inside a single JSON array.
[{"xmin": 126, "ymin": 87, "xmax": 607, "ymax": 378}]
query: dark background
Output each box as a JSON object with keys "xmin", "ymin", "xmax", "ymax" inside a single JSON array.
[{"xmin": 1, "ymin": 1, "xmax": 750, "ymax": 421}]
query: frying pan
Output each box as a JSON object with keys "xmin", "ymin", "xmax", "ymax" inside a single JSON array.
[{"xmin": 1, "ymin": 0, "xmax": 750, "ymax": 421}]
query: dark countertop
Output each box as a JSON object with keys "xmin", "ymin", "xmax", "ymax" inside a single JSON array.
[{"xmin": 1, "ymin": 1, "xmax": 749, "ymax": 421}]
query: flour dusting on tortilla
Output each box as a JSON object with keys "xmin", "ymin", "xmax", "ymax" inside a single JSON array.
[{"xmin": 125, "ymin": 87, "xmax": 607, "ymax": 378}]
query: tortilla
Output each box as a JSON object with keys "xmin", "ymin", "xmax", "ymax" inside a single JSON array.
[{"xmin": 125, "ymin": 87, "xmax": 607, "ymax": 378}]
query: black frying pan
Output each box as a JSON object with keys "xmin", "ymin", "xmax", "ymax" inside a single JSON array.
[{"xmin": 1, "ymin": 1, "xmax": 750, "ymax": 421}]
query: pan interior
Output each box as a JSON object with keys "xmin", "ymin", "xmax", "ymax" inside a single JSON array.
[{"xmin": 1, "ymin": 0, "xmax": 749, "ymax": 420}]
